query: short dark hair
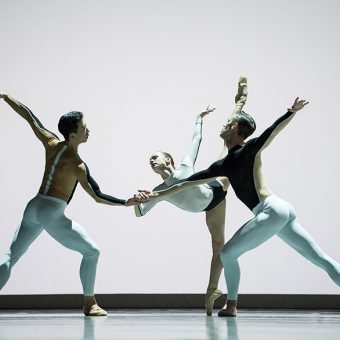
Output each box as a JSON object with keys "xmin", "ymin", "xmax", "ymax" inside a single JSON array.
[
  {"xmin": 160, "ymin": 151, "xmax": 175, "ymax": 167},
  {"xmin": 232, "ymin": 111, "xmax": 256, "ymax": 139},
  {"xmin": 58, "ymin": 111, "xmax": 84, "ymax": 141}
]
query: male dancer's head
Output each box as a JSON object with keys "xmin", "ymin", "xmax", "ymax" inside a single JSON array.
[
  {"xmin": 58, "ymin": 111, "xmax": 89, "ymax": 146},
  {"xmin": 220, "ymin": 111, "xmax": 256, "ymax": 148}
]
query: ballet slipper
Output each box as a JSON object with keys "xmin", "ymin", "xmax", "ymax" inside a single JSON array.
[
  {"xmin": 205, "ymin": 289, "xmax": 223, "ymax": 315},
  {"xmin": 83, "ymin": 304, "xmax": 108, "ymax": 316}
]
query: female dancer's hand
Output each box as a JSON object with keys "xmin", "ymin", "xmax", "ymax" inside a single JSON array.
[
  {"xmin": 137, "ymin": 189, "xmax": 159, "ymax": 199},
  {"xmin": 198, "ymin": 105, "xmax": 216, "ymax": 119}
]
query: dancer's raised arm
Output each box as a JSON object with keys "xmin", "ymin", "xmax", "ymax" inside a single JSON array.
[
  {"xmin": 253, "ymin": 97, "xmax": 309, "ymax": 152},
  {"xmin": 182, "ymin": 105, "xmax": 215, "ymax": 167},
  {"xmin": 1, "ymin": 94, "xmax": 60, "ymax": 145}
]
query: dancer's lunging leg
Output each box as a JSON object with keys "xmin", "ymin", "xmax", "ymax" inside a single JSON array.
[{"xmin": 278, "ymin": 219, "xmax": 340, "ymax": 285}]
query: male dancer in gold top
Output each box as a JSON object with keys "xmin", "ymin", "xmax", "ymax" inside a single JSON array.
[{"xmin": 0, "ymin": 94, "xmax": 139, "ymax": 316}]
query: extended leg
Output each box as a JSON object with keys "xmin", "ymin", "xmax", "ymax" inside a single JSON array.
[
  {"xmin": 278, "ymin": 219, "xmax": 340, "ymax": 286},
  {"xmin": 0, "ymin": 219, "xmax": 43, "ymax": 290}
]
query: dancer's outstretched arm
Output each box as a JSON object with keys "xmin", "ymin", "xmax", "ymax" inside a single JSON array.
[
  {"xmin": 76, "ymin": 162, "xmax": 139, "ymax": 206},
  {"xmin": 0, "ymin": 94, "xmax": 60, "ymax": 145},
  {"xmin": 253, "ymin": 97, "xmax": 309, "ymax": 152}
]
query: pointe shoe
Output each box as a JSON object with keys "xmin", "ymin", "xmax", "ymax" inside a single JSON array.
[
  {"xmin": 83, "ymin": 304, "xmax": 108, "ymax": 316},
  {"xmin": 205, "ymin": 289, "xmax": 223, "ymax": 316},
  {"xmin": 217, "ymin": 305, "xmax": 237, "ymax": 317}
]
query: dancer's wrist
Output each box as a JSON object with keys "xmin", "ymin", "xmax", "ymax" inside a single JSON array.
[{"xmin": 196, "ymin": 115, "xmax": 203, "ymax": 123}]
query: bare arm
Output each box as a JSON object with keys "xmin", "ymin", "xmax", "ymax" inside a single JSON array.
[{"xmin": 0, "ymin": 94, "xmax": 59, "ymax": 146}]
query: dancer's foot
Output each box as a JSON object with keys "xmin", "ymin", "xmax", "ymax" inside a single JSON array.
[
  {"xmin": 83, "ymin": 304, "xmax": 108, "ymax": 316},
  {"xmin": 217, "ymin": 304, "xmax": 237, "ymax": 317},
  {"xmin": 205, "ymin": 289, "xmax": 223, "ymax": 315}
]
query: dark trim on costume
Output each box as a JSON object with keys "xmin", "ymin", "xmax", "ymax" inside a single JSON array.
[
  {"xmin": 20, "ymin": 102, "xmax": 60, "ymax": 140},
  {"xmin": 67, "ymin": 181, "xmax": 78, "ymax": 204},
  {"xmin": 83, "ymin": 163, "xmax": 126, "ymax": 205},
  {"xmin": 203, "ymin": 180, "xmax": 227, "ymax": 211}
]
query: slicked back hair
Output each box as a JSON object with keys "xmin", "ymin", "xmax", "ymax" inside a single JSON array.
[
  {"xmin": 232, "ymin": 111, "xmax": 256, "ymax": 139},
  {"xmin": 58, "ymin": 111, "xmax": 84, "ymax": 141},
  {"xmin": 159, "ymin": 151, "xmax": 175, "ymax": 167}
]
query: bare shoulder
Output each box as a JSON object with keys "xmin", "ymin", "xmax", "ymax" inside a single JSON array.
[
  {"xmin": 60, "ymin": 151, "xmax": 84, "ymax": 175},
  {"xmin": 74, "ymin": 158, "xmax": 88, "ymax": 178},
  {"xmin": 76, "ymin": 162, "xmax": 86, "ymax": 172},
  {"xmin": 44, "ymin": 137, "xmax": 63, "ymax": 150}
]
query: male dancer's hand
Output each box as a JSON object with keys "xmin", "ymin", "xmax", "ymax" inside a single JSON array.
[
  {"xmin": 198, "ymin": 105, "xmax": 215, "ymax": 119},
  {"xmin": 288, "ymin": 97, "xmax": 309, "ymax": 112},
  {"xmin": 125, "ymin": 195, "xmax": 147, "ymax": 206},
  {"xmin": 124, "ymin": 191, "xmax": 154, "ymax": 206},
  {"xmin": 0, "ymin": 93, "xmax": 8, "ymax": 99}
]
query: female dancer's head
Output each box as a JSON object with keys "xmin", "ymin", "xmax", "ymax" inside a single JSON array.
[{"xmin": 149, "ymin": 151, "xmax": 175, "ymax": 174}]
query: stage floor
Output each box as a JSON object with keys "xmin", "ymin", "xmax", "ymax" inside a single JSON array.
[{"xmin": 0, "ymin": 309, "xmax": 339, "ymax": 340}]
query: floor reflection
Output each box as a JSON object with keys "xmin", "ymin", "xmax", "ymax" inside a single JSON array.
[{"xmin": 205, "ymin": 316, "xmax": 239, "ymax": 340}]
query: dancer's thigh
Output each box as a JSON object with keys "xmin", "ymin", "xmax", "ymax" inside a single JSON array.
[
  {"xmin": 223, "ymin": 204, "xmax": 288, "ymax": 257},
  {"xmin": 278, "ymin": 219, "xmax": 325, "ymax": 258},
  {"xmin": 44, "ymin": 217, "xmax": 98, "ymax": 253},
  {"xmin": 9, "ymin": 219, "xmax": 43, "ymax": 260},
  {"xmin": 206, "ymin": 199, "xmax": 226, "ymax": 245}
]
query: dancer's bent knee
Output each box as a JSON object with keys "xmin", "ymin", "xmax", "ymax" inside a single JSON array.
[{"xmin": 83, "ymin": 246, "xmax": 100, "ymax": 259}]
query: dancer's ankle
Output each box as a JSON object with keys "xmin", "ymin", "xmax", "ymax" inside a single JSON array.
[
  {"xmin": 227, "ymin": 299, "xmax": 237, "ymax": 308},
  {"xmin": 84, "ymin": 295, "xmax": 97, "ymax": 309}
]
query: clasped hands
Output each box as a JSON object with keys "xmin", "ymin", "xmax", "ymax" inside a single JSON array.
[{"xmin": 124, "ymin": 189, "xmax": 157, "ymax": 206}]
